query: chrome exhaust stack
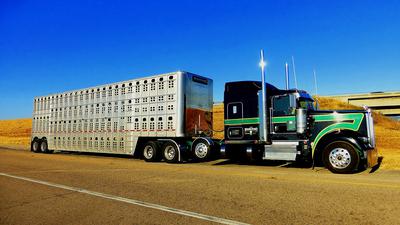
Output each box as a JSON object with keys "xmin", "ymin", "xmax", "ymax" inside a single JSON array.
[{"xmin": 259, "ymin": 50, "xmax": 268, "ymax": 142}]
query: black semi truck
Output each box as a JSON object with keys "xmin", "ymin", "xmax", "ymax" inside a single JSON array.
[{"xmin": 222, "ymin": 80, "xmax": 378, "ymax": 173}]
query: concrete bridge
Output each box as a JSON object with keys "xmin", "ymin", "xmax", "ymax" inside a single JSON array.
[{"xmin": 324, "ymin": 91, "xmax": 400, "ymax": 120}]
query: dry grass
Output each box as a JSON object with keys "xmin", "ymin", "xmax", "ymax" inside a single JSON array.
[
  {"xmin": 0, "ymin": 118, "xmax": 31, "ymax": 149},
  {"xmin": 212, "ymin": 103, "xmax": 224, "ymax": 139},
  {"xmin": 213, "ymin": 98, "xmax": 400, "ymax": 170}
]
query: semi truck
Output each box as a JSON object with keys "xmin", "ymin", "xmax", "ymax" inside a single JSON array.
[
  {"xmin": 31, "ymin": 60, "xmax": 378, "ymax": 173},
  {"xmin": 222, "ymin": 81, "xmax": 378, "ymax": 173}
]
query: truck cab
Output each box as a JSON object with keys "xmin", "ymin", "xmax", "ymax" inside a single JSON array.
[{"xmin": 223, "ymin": 81, "xmax": 378, "ymax": 173}]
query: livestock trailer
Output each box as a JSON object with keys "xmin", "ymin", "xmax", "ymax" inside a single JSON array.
[{"xmin": 31, "ymin": 71, "xmax": 217, "ymax": 162}]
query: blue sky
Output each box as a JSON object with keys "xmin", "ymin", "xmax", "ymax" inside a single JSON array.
[{"xmin": 0, "ymin": 0, "xmax": 399, "ymax": 119}]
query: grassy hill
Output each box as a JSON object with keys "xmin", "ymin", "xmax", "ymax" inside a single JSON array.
[
  {"xmin": 1, "ymin": 98, "xmax": 399, "ymax": 169},
  {"xmin": 212, "ymin": 103, "xmax": 224, "ymax": 140},
  {"xmin": 0, "ymin": 118, "xmax": 32, "ymax": 149}
]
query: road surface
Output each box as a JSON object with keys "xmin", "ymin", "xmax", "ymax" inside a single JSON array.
[{"xmin": 0, "ymin": 148, "xmax": 399, "ymax": 225}]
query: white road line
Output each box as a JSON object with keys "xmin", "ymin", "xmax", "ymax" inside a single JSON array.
[{"xmin": 0, "ymin": 172, "xmax": 250, "ymax": 225}]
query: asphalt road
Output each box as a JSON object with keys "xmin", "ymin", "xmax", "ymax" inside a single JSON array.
[{"xmin": 0, "ymin": 148, "xmax": 399, "ymax": 225}]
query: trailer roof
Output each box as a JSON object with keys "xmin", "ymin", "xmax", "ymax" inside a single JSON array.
[{"xmin": 34, "ymin": 71, "xmax": 184, "ymax": 100}]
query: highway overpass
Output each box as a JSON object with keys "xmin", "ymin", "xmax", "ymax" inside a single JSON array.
[{"xmin": 324, "ymin": 91, "xmax": 400, "ymax": 120}]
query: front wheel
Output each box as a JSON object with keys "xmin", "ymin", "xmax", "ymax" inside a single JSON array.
[{"xmin": 323, "ymin": 141, "xmax": 360, "ymax": 173}]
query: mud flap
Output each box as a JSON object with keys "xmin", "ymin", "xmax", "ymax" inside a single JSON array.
[{"xmin": 367, "ymin": 148, "xmax": 379, "ymax": 168}]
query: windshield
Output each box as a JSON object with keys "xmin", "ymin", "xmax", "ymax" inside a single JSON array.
[{"xmin": 299, "ymin": 98, "xmax": 315, "ymax": 111}]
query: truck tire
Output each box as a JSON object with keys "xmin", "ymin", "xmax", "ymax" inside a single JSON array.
[
  {"xmin": 249, "ymin": 145, "xmax": 263, "ymax": 162},
  {"xmin": 143, "ymin": 141, "xmax": 160, "ymax": 162},
  {"xmin": 192, "ymin": 139, "xmax": 212, "ymax": 161},
  {"xmin": 162, "ymin": 141, "xmax": 179, "ymax": 163},
  {"xmin": 31, "ymin": 139, "xmax": 40, "ymax": 153},
  {"xmin": 322, "ymin": 141, "xmax": 360, "ymax": 173},
  {"xmin": 225, "ymin": 144, "xmax": 247, "ymax": 162},
  {"xmin": 40, "ymin": 140, "xmax": 49, "ymax": 153}
]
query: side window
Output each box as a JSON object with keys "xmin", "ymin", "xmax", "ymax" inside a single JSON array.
[
  {"xmin": 272, "ymin": 95, "xmax": 297, "ymax": 133},
  {"xmin": 273, "ymin": 95, "xmax": 295, "ymax": 116}
]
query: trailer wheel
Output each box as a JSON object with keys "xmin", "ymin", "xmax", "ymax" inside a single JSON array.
[
  {"xmin": 323, "ymin": 141, "xmax": 360, "ymax": 173},
  {"xmin": 192, "ymin": 139, "xmax": 212, "ymax": 161},
  {"xmin": 31, "ymin": 139, "xmax": 40, "ymax": 153},
  {"xmin": 143, "ymin": 141, "xmax": 160, "ymax": 162},
  {"xmin": 40, "ymin": 140, "xmax": 49, "ymax": 153},
  {"xmin": 162, "ymin": 142, "xmax": 179, "ymax": 163}
]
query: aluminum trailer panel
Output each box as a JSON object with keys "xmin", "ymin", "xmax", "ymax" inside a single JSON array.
[{"xmin": 31, "ymin": 71, "xmax": 213, "ymax": 156}]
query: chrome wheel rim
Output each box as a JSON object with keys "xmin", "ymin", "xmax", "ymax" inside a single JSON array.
[
  {"xmin": 143, "ymin": 146, "xmax": 154, "ymax": 159},
  {"xmin": 164, "ymin": 146, "xmax": 175, "ymax": 160},
  {"xmin": 194, "ymin": 143, "xmax": 208, "ymax": 159},
  {"xmin": 329, "ymin": 148, "xmax": 351, "ymax": 169}
]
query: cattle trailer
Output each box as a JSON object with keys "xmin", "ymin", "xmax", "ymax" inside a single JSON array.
[{"xmin": 31, "ymin": 71, "xmax": 217, "ymax": 162}]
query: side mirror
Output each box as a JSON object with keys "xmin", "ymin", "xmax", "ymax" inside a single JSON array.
[
  {"xmin": 289, "ymin": 94, "xmax": 297, "ymax": 109},
  {"xmin": 314, "ymin": 99, "xmax": 320, "ymax": 110}
]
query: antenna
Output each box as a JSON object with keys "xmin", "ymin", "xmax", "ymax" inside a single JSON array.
[
  {"xmin": 285, "ymin": 62, "xmax": 290, "ymax": 90},
  {"xmin": 291, "ymin": 56, "xmax": 298, "ymax": 89},
  {"xmin": 313, "ymin": 68, "xmax": 318, "ymax": 96}
]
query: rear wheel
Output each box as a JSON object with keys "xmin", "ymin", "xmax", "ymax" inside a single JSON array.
[
  {"xmin": 143, "ymin": 141, "xmax": 160, "ymax": 162},
  {"xmin": 162, "ymin": 142, "xmax": 179, "ymax": 163},
  {"xmin": 40, "ymin": 140, "xmax": 49, "ymax": 153},
  {"xmin": 225, "ymin": 144, "xmax": 247, "ymax": 162},
  {"xmin": 192, "ymin": 139, "xmax": 212, "ymax": 161},
  {"xmin": 31, "ymin": 139, "xmax": 40, "ymax": 153},
  {"xmin": 323, "ymin": 141, "xmax": 360, "ymax": 173},
  {"xmin": 249, "ymin": 145, "xmax": 263, "ymax": 162}
]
